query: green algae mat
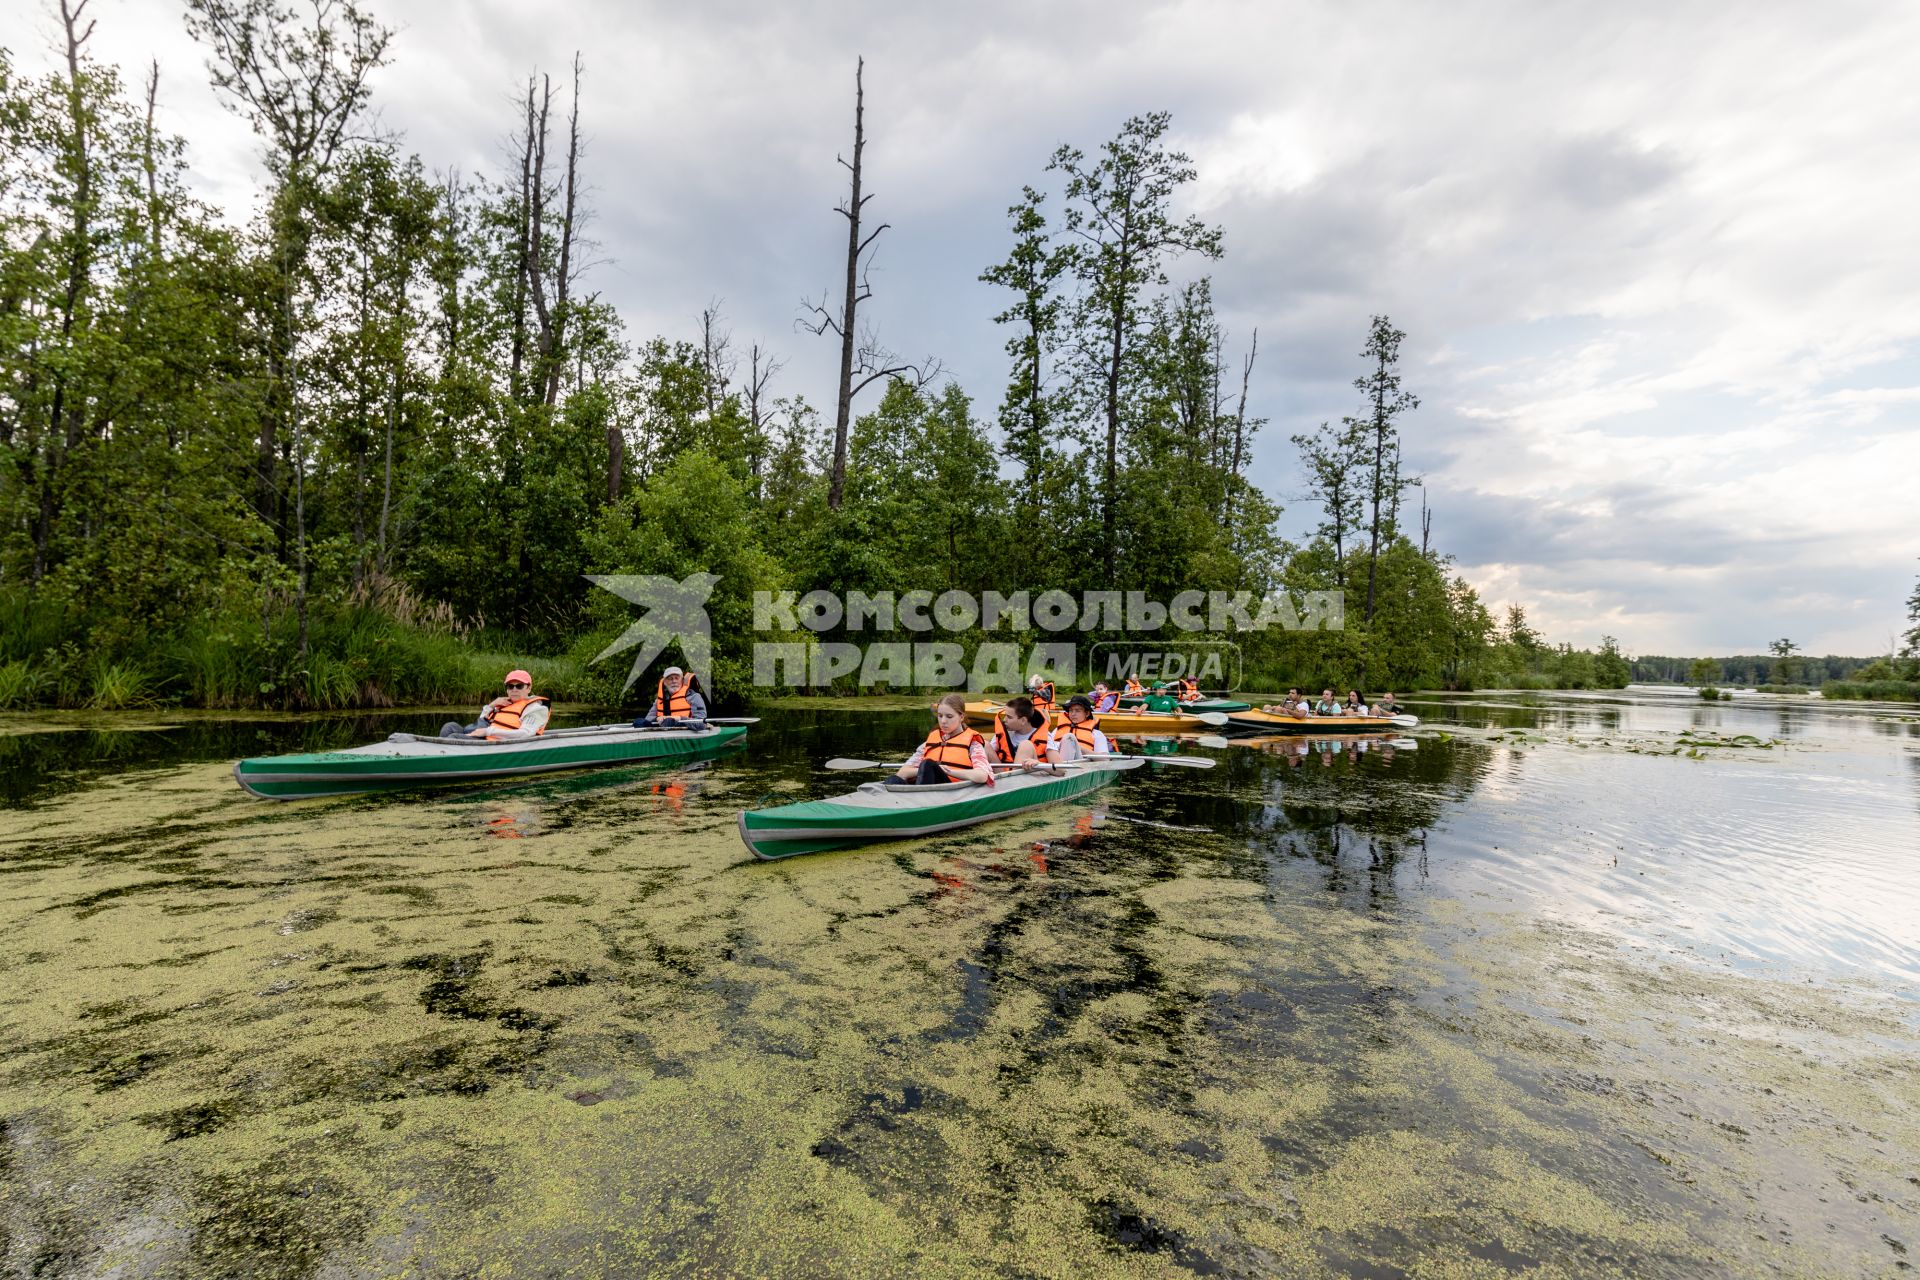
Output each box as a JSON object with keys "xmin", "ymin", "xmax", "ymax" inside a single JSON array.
[{"xmin": 0, "ymin": 699, "xmax": 1915, "ymax": 1277}]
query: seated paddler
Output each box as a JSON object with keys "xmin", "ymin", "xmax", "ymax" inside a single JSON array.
[
  {"xmin": 990, "ymin": 696, "xmax": 1051, "ymax": 766},
  {"xmin": 1089, "ymin": 682, "xmax": 1120, "ymax": 714},
  {"xmin": 1046, "ymin": 694, "xmax": 1112, "ymax": 762},
  {"xmin": 443, "ymin": 669, "xmax": 550, "ymax": 740},
  {"xmin": 636, "ymin": 665, "xmax": 709, "ymax": 728},
  {"xmin": 896, "ymin": 693, "xmax": 996, "ymax": 786}
]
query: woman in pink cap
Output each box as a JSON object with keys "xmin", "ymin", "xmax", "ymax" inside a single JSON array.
[{"xmin": 442, "ymin": 669, "xmax": 550, "ymax": 740}]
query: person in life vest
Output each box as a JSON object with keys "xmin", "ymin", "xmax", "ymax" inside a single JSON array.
[
  {"xmin": 896, "ymin": 692, "xmax": 996, "ymax": 786},
  {"xmin": 1314, "ymin": 688, "xmax": 1340, "ymax": 716},
  {"xmin": 442, "ymin": 669, "xmax": 550, "ymax": 740},
  {"xmin": 1047, "ymin": 695, "xmax": 1112, "ymax": 762},
  {"xmin": 1374, "ymin": 692, "xmax": 1400, "ymax": 718},
  {"xmin": 1026, "ymin": 674, "xmax": 1057, "ymax": 710},
  {"xmin": 1259, "ymin": 687, "xmax": 1304, "ymax": 716},
  {"xmin": 1344, "ymin": 689, "xmax": 1369, "ymax": 716},
  {"xmin": 636, "ymin": 666, "xmax": 708, "ymax": 727},
  {"xmin": 1089, "ymin": 682, "xmax": 1120, "ymax": 714},
  {"xmin": 990, "ymin": 696, "xmax": 1051, "ymax": 766},
  {"xmin": 1176, "ymin": 675, "xmax": 1202, "ymax": 702},
  {"xmin": 1122, "ymin": 676, "xmax": 1146, "ymax": 698}
]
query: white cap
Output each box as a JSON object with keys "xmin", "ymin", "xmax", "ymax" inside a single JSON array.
[{"xmin": 663, "ymin": 666, "xmax": 684, "ymax": 678}]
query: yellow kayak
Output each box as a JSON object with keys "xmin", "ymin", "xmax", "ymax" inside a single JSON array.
[
  {"xmin": 962, "ymin": 700, "xmax": 1218, "ymax": 735},
  {"xmin": 1222, "ymin": 708, "xmax": 1411, "ymax": 733}
]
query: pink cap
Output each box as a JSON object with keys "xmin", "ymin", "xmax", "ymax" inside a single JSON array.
[{"xmin": 505, "ymin": 669, "xmax": 533, "ymax": 685}]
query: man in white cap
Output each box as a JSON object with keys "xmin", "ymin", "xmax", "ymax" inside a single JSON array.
[
  {"xmin": 442, "ymin": 669, "xmax": 550, "ymax": 740},
  {"xmin": 637, "ymin": 666, "xmax": 708, "ymax": 727}
]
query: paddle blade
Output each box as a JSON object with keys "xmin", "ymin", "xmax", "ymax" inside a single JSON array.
[
  {"xmin": 1192, "ymin": 734, "xmax": 1230, "ymax": 749},
  {"xmin": 1194, "ymin": 711, "xmax": 1229, "ymax": 726},
  {"xmin": 824, "ymin": 757, "xmax": 889, "ymax": 770},
  {"xmin": 1390, "ymin": 714, "xmax": 1420, "ymax": 727},
  {"xmin": 1149, "ymin": 755, "xmax": 1216, "ymax": 768}
]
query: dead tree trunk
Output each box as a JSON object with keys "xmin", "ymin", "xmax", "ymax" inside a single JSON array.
[{"xmin": 827, "ymin": 58, "xmax": 870, "ymax": 510}]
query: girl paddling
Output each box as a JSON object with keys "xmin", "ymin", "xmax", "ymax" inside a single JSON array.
[{"xmin": 896, "ymin": 693, "xmax": 997, "ymax": 786}]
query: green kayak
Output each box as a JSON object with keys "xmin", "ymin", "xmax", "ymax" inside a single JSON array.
[
  {"xmin": 1115, "ymin": 695, "xmax": 1252, "ymax": 713},
  {"xmin": 738, "ymin": 757, "xmax": 1141, "ymax": 860},
  {"xmin": 234, "ymin": 722, "xmax": 748, "ymax": 800}
]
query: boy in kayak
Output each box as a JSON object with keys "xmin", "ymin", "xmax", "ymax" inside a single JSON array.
[
  {"xmin": 637, "ymin": 666, "xmax": 708, "ymax": 728},
  {"xmin": 990, "ymin": 697, "xmax": 1050, "ymax": 766},
  {"xmin": 896, "ymin": 693, "xmax": 996, "ymax": 785},
  {"xmin": 1259, "ymin": 688, "xmax": 1305, "ymax": 716},
  {"xmin": 1089, "ymin": 682, "xmax": 1120, "ymax": 714},
  {"xmin": 1047, "ymin": 695, "xmax": 1112, "ymax": 761},
  {"xmin": 1314, "ymin": 688, "xmax": 1341, "ymax": 716},
  {"xmin": 443, "ymin": 669, "xmax": 550, "ymax": 740}
]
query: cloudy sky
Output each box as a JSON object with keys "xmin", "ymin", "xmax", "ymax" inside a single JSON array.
[{"xmin": 11, "ymin": 0, "xmax": 1919, "ymax": 655}]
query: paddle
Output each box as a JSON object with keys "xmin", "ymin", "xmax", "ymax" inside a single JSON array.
[
  {"xmin": 1085, "ymin": 751, "xmax": 1214, "ymax": 769},
  {"xmin": 824, "ymin": 756, "xmax": 1110, "ymax": 773}
]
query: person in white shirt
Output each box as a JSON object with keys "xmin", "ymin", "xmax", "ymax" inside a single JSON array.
[
  {"xmin": 1047, "ymin": 695, "xmax": 1112, "ymax": 762},
  {"xmin": 441, "ymin": 669, "xmax": 550, "ymax": 741}
]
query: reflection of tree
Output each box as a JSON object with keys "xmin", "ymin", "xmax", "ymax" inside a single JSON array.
[{"xmin": 1210, "ymin": 733, "xmax": 1493, "ymax": 909}]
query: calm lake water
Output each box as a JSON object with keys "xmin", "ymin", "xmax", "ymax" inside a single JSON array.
[{"xmin": 1, "ymin": 690, "xmax": 1915, "ymax": 1277}]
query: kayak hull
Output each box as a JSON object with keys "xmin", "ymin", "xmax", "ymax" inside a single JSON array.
[
  {"xmin": 739, "ymin": 760, "xmax": 1134, "ymax": 860},
  {"xmin": 234, "ymin": 724, "xmax": 747, "ymax": 800},
  {"xmin": 1115, "ymin": 696, "xmax": 1251, "ymax": 713},
  {"xmin": 1222, "ymin": 709, "xmax": 1407, "ymax": 734},
  {"xmin": 962, "ymin": 700, "xmax": 1211, "ymax": 735}
]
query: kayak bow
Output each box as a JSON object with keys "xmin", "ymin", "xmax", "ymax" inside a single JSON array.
[{"xmin": 738, "ymin": 757, "xmax": 1141, "ymax": 860}]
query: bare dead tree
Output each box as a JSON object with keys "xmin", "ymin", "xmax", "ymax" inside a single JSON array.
[
  {"xmin": 141, "ymin": 60, "xmax": 163, "ymax": 252},
  {"xmin": 744, "ymin": 342, "xmax": 784, "ymax": 482},
  {"xmin": 699, "ymin": 301, "xmax": 735, "ymax": 420},
  {"xmin": 800, "ymin": 57, "xmax": 940, "ymax": 509},
  {"xmin": 516, "ymin": 56, "xmax": 583, "ymax": 409},
  {"xmin": 1226, "ymin": 326, "xmax": 1257, "ymax": 519}
]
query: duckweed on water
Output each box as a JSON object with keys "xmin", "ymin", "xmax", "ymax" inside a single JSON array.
[{"xmin": 0, "ymin": 707, "xmax": 1915, "ymax": 1276}]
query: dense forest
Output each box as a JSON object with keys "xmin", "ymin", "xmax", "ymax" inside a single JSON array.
[{"xmin": 6, "ymin": 1, "xmax": 1899, "ymax": 712}]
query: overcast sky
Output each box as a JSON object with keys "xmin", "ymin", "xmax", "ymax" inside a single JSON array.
[{"xmin": 11, "ymin": 0, "xmax": 1919, "ymax": 656}]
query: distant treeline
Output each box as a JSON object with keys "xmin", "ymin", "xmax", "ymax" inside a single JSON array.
[{"xmin": 1630, "ymin": 654, "xmax": 1879, "ymax": 687}]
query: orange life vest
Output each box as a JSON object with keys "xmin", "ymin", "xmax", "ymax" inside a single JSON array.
[
  {"xmin": 654, "ymin": 677, "xmax": 694, "ymax": 719},
  {"xmin": 1178, "ymin": 677, "xmax": 1201, "ymax": 701},
  {"xmin": 1051, "ymin": 714, "xmax": 1101, "ymax": 752},
  {"xmin": 1123, "ymin": 678, "xmax": 1145, "ymax": 697},
  {"xmin": 1030, "ymin": 681, "xmax": 1056, "ymax": 709},
  {"xmin": 485, "ymin": 695, "xmax": 549, "ymax": 739},
  {"xmin": 992, "ymin": 716, "xmax": 1048, "ymax": 764},
  {"xmin": 923, "ymin": 726, "xmax": 986, "ymax": 771},
  {"xmin": 1092, "ymin": 691, "xmax": 1118, "ymax": 713}
]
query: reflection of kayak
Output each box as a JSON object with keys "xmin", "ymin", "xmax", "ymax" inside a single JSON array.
[
  {"xmin": 738, "ymin": 758, "xmax": 1141, "ymax": 860},
  {"xmin": 1231, "ymin": 733, "xmax": 1412, "ymax": 753},
  {"xmin": 1223, "ymin": 708, "xmax": 1411, "ymax": 733},
  {"xmin": 234, "ymin": 723, "xmax": 749, "ymax": 800},
  {"xmin": 1116, "ymin": 695, "xmax": 1252, "ymax": 713},
  {"xmin": 963, "ymin": 700, "xmax": 1215, "ymax": 734}
]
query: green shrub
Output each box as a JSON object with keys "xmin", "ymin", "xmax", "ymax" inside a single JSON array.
[
  {"xmin": 1697, "ymin": 686, "xmax": 1721, "ymax": 701},
  {"xmin": 0, "ymin": 659, "xmax": 48, "ymax": 709},
  {"xmin": 85, "ymin": 656, "xmax": 157, "ymax": 710},
  {"xmin": 1822, "ymin": 679, "xmax": 1920, "ymax": 703}
]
